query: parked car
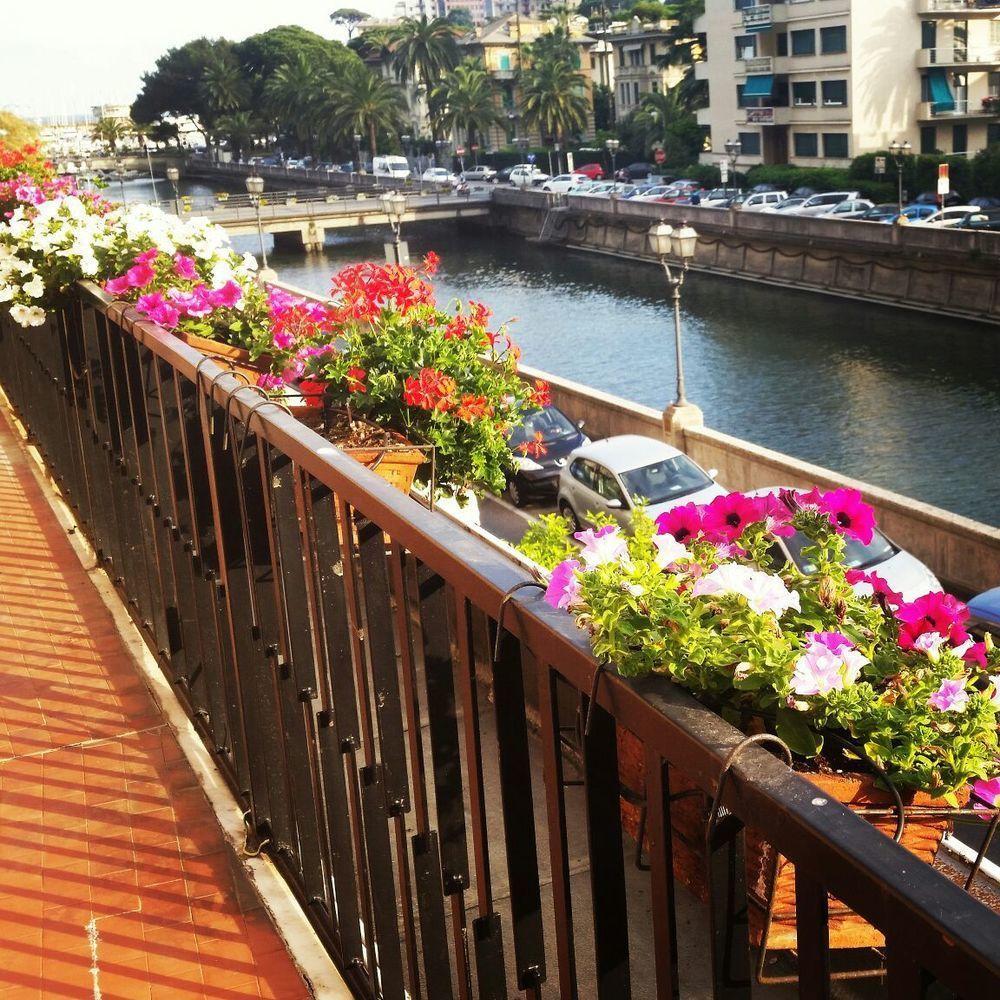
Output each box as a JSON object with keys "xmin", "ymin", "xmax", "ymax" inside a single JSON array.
[
  {"xmin": 461, "ymin": 165, "xmax": 497, "ymax": 182},
  {"xmin": 701, "ymin": 187, "xmax": 742, "ymax": 208},
  {"xmin": 573, "ymin": 162, "xmax": 605, "ymax": 180},
  {"xmin": 421, "ymin": 167, "xmax": 458, "ymax": 186},
  {"xmin": 747, "ymin": 489, "xmax": 941, "ymax": 602},
  {"xmin": 759, "ymin": 196, "xmax": 808, "ymax": 215},
  {"xmin": 557, "ymin": 436, "xmax": 724, "ymax": 531},
  {"xmin": 505, "ymin": 406, "xmax": 590, "ymax": 506},
  {"xmin": 749, "ymin": 183, "xmax": 781, "ymax": 194},
  {"xmin": 857, "ymin": 203, "xmax": 902, "ymax": 223},
  {"xmin": 958, "ymin": 208, "xmax": 1000, "ymax": 231},
  {"xmin": 968, "ymin": 587, "xmax": 1000, "ymax": 635},
  {"xmin": 541, "ymin": 173, "xmax": 581, "ymax": 193},
  {"xmin": 968, "ymin": 196, "xmax": 1000, "ymax": 210},
  {"xmin": 790, "ymin": 186, "xmax": 817, "ymax": 199},
  {"xmin": 509, "ymin": 164, "xmax": 550, "ymax": 188},
  {"xmin": 911, "ymin": 205, "xmax": 981, "ymax": 227},
  {"xmin": 787, "ymin": 191, "xmax": 863, "ymax": 216},
  {"xmin": 615, "ymin": 162, "xmax": 655, "ymax": 182},
  {"xmin": 914, "ymin": 190, "xmax": 964, "ymax": 207},
  {"xmin": 739, "ymin": 190, "xmax": 789, "ymax": 212},
  {"xmin": 631, "ymin": 183, "xmax": 679, "ymax": 202},
  {"xmin": 897, "ymin": 203, "xmax": 938, "ymax": 224},
  {"xmin": 574, "ymin": 181, "xmax": 616, "ymax": 198},
  {"xmin": 495, "ymin": 165, "xmax": 517, "ymax": 184},
  {"xmin": 816, "ymin": 198, "xmax": 876, "ymax": 220},
  {"xmin": 372, "ymin": 155, "xmax": 411, "ymax": 181}
]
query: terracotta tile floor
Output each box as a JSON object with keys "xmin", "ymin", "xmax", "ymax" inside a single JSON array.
[{"xmin": 0, "ymin": 411, "xmax": 312, "ymax": 998}]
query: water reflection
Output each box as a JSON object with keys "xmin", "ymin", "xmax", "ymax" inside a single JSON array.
[{"xmin": 227, "ymin": 218, "xmax": 996, "ymax": 526}]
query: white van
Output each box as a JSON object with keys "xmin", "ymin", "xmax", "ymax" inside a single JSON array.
[
  {"xmin": 372, "ymin": 155, "xmax": 411, "ymax": 182},
  {"xmin": 740, "ymin": 190, "xmax": 788, "ymax": 212}
]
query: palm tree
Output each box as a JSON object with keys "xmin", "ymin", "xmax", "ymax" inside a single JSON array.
[
  {"xmin": 633, "ymin": 87, "xmax": 689, "ymax": 146},
  {"xmin": 390, "ymin": 16, "xmax": 459, "ymax": 85},
  {"xmin": 91, "ymin": 117, "xmax": 129, "ymax": 153},
  {"xmin": 200, "ymin": 51, "xmax": 249, "ymax": 118},
  {"xmin": 265, "ymin": 53, "xmax": 323, "ymax": 155},
  {"xmin": 217, "ymin": 111, "xmax": 259, "ymax": 161},
  {"xmin": 352, "ymin": 27, "xmax": 396, "ymax": 75},
  {"xmin": 431, "ymin": 59, "xmax": 503, "ymax": 150},
  {"xmin": 325, "ymin": 63, "xmax": 405, "ymax": 159},
  {"xmin": 519, "ymin": 57, "xmax": 589, "ymax": 145}
]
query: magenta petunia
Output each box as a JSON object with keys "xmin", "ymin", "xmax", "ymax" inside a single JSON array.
[
  {"xmin": 814, "ymin": 488, "xmax": 876, "ymax": 545},
  {"xmin": 126, "ymin": 261, "xmax": 156, "ymax": 289},
  {"xmin": 972, "ymin": 776, "xmax": 1000, "ymax": 808},
  {"xmin": 133, "ymin": 248, "xmax": 159, "ymax": 265},
  {"xmin": 701, "ymin": 493, "xmax": 763, "ymax": 543},
  {"xmin": 173, "ymin": 253, "xmax": 198, "ymax": 279},
  {"xmin": 845, "ymin": 568, "xmax": 904, "ymax": 608},
  {"xmin": 545, "ymin": 559, "xmax": 582, "ymax": 611},
  {"xmin": 896, "ymin": 592, "xmax": 970, "ymax": 650},
  {"xmin": 207, "ymin": 279, "xmax": 244, "ymax": 310},
  {"xmin": 103, "ymin": 274, "xmax": 130, "ymax": 296},
  {"xmin": 655, "ymin": 502, "xmax": 703, "ymax": 545}
]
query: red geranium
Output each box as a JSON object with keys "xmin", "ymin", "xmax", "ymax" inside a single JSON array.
[
  {"xmin": 528, "ymin": 380, "xmax": 551, "ymax": 408},
  {"xmin": 456, "ymin": 394, "xmax": 494, "ymax": 422},
  {"xmin": 403, "ymin": 367, "xmax": 456, "ymax": 411},
  {"xmin": 346, "ymin": 367, "xmax": 367, "ymax": 393}
]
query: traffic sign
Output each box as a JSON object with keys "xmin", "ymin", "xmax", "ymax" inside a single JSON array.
[
  {"xmin": 526, "ymin": 153, "xmax": 536, "ymax": 163},
  {"xmin": 654, "ymin": 147, "xmax": 666, "ymax": 164},
  {"xmin": 875, "ymin": 155, "xmax": 886, "ymax": 176},
  {"xmin": 719, "ymin": 159, "xmax": 729, "ymax": 183},
  {"xmin": 456, "ymin": 146, "xmax": 466, "ymax": 155},
  {"xmin": 938, "ymin": 162, "xmax": 950, "ymax": 195}
]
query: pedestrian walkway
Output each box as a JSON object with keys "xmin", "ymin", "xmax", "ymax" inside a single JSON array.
[{"xmin": 0, "ymin": 408, "xmax": 312, "ymax": 999}]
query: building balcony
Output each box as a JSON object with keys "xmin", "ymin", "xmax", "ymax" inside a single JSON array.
[
  {"xmin": 918, "ymin": 97, "xmax": 1000, "ymax": 118},
  {"xmin": 918, "ymin": 0, "xmax": 1000, "ymax": 16},
  {"xmin": 738, "ymin": 104, "xmax": 853, "ymax": 126},
  {"xmin": 736, "ymin": 55, "xmax": 774, "ymax": 76},
  {"xmin": 917, "ymin": 46, "xmax": 1000, "ymax": 68},
  {"xmin": 738, "ymin": 3, "xmax": 786, "ymax": 32}
]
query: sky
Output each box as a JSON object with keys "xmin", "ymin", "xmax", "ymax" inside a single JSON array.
[{"xmin": 1, "ymin": 0, "xmax": 397, "ymax": 121}]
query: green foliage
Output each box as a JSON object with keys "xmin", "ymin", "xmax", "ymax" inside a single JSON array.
[
  {"xmin": 390, "ymin": 16, "xmax": 460, "ymax": 85},
  {"xmin": 518, "ymin": 514, "xmax": 577, "ymax": 570},
  {"xmin": 0, "ymin": 112, "xmax": 38, "ymax": 148},
  {"xmin": 520, "ymin": 54, "xmax": 591, "ymax": 143},
  {"xmin": 430, "ymin": 59, "xmax": 503, "ymax": 150},
  {"xmin": 324, "ymin": 63, "xmax": 406, "ymax": 157}
]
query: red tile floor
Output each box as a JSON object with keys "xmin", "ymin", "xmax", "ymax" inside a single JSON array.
[{"xmin": 0, "ymin": 409, "xmax": 312, "ymax": 998}]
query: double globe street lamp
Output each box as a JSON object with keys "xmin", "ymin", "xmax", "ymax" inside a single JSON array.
[
  {"xmin": 648, "ymin": 221, "xmax": 699, "ymax": 407},
  {"xmin": 165, "ymin": 166, "xmax": 181, "ymax": 216},
  {"xmin": 889, "ymin": 138, "xmax": 913, "ymax": 214},
  {"xmin": 723, "ymin": 138, "xmax": 742, "ymax": 202},
  {"xmin": 605, "ymin": 137, "xmax": 620, "ymax": 193},
  {"xmin": 245, "ymin": 174, "xmax": 275, "ymax": 281},
  {"xmin": 381, "ymin": 191, "xmax": 409, "ymax": 265}
]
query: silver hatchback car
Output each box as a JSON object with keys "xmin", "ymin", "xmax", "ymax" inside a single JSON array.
[{"xmin": 557, "ymin": 435, "xmax": 724, "ymax": 531}]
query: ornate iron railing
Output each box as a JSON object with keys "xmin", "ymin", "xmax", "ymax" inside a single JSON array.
[{"xmin": 1, "ymin": 286, "xmax": 999, "ymax": 998}]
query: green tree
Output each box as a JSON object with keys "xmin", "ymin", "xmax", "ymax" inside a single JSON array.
[
  {"xmin": 264, "ymin": 52, "xmax": 324, "ymax": 155},
  {"xmin": 390, "ymin": 16, "xmax": 460, "ymax": 85},
  {"xmin": 445, "ymin": 8, "xmax": 474, "ymax": 28},
  {"xmin": 520, "ymin": 57, "xmax": 590, "ymax": 144},
  {"xmin": 325, "ymin": 63, "xmax": 405, "ymax": 159},
  {"xmin": 431, "ymin": 59, "xmax": 503, "ymax": 150},
  {"xmin": 350, "ymin": 26, "xmax": 396, "ymax": 73},
  {"xmin": 0, "ymin": 111, "xmax": 38, "ymax": 147},
  {"xmin": 330, "ymin": 7, "xmax": 370, "ymax": 39},
  {"xmin": 91, "ymin": 117, "xmax": 130, "ymax": 153},
  {"xmin": 216, "ymin": 111, "xmax": 260, "ymax": 160}
]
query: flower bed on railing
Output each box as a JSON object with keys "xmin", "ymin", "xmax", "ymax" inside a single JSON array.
[{"xmin": 0, "ymin": 141, "xmax": 542, "ymax": 497}]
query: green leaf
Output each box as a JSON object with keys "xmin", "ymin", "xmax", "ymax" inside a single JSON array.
[{"xmin": 776, "ymin": 707, "xmax": 823, "ymax": 758}]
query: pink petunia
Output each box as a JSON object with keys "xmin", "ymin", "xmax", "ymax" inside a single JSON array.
[
  {"xmin": 701, "ymin": 493, "xmax": 763, "ymax": 543},
  {"xmin": 126, "ymin": 261, "xmax": 156, "ymax": 289},
  {"xmin": 655, "ymin": 502, "xmax": 703, "ymax": 545},
  {"xmin": 133, "ymin": 248, "xmax": 159, "ymax": 265},
  {"xmin": 103, "ymin": 275, "xmax": 131, "ymax": 296},
  {"xmin": 805, "ymin": 487, "xmax": 876, "ymax": 545},
  {"xmin": 845, "ymin": 568, "xmax": 904, "ymax": 608},
  {"xmin": 896, "ymin": 592, "xmax": 970, "ymax": 650},
  {"xmin": 256, "ymin": 372, "xmax": 286, "ymax": 390},
  {"xmin": 972, "ymin": 776, "xmax": 1000, "ymax": 808},
  {"xmin": 173, "ymin": 253, "xmax": 198, "ymax": 279},
  {"xmin": 544, "ymin": 559, "xmax": 583, "ymax": 611},
  {"xmin": 207, "ymin": 280, "xmax": 244, "ymax": 310},
  {"xmin": 928, "ymin": 677, "xmax": 969, "ymax": 713}
]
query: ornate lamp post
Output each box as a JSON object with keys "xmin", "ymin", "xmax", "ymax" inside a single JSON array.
[
  {"xmin": 245, "ymin": 174, "xmax": 274, "ymax": 279},
  {"xmin": 353, "ymin": 133, "xmax": 362, "ymax": 176},
  {"xmin": 723, "ymin": 138, "xmax": 742, "ymax": 202},
  {"xmin": 888, "ymin": 138, "xmax": 912, "ymax": 214},
  {"xmin": 166, "ymin": 166, "xmax": 181, "ymax": 216},
  {"xmin": 114, "ymin": 161, "xmax": 127, "ymax": 205},
  {"xmin": 605, "ymin": 137, "xmax": 620, "ymax": 193},
  {"xmin": 648, "ymin": 221, "xmax": 699, "ymax": 406},
  {"xmin": 381, "ymin": 191, "xmax": 409, "ymax": 264}
]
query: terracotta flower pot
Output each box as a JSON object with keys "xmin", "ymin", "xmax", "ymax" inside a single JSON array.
[
  {"xmin": 173, "ymin": 330, "xmax": 270, "ymax": 387},
  {"xmin": 617, "ymin": 727, "xmax": 963, "ymax": 952}
]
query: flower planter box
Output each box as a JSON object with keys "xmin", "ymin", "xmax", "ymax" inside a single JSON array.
[
  {"xmin": 617, "ymin": 727, "xmax": 962, "ymax": 953},
  {"xmin": 174, "ymin": 330, "xmax": 269, "ymax": 386}
]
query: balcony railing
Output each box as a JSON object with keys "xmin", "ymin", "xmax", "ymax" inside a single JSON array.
[
  {"xmin": 2, "ymin": 287, "xmax": 1000, "ymax": 998},
  {"xmin": 919, "ymin": 97, "xmax": 999, "ymax": 117},
  {"xmin": 741, "ymin": 55, "xmax": 774, "ymax": 74},
  {"xmin": 919, "ymin": 0, "xmax": 1000, "ymax": 15},
  {"xmin": 742, "ymin": 4, "xmax": 773, "ymax": 30},
  {"xmin": 918, "ymin": 46, "xmax": 1000, "ymax": 66}
]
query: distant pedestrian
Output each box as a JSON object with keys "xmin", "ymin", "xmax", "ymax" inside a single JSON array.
[{"xmin": 691, "ymin": 190, "xmax": 701, "ymax": 205}]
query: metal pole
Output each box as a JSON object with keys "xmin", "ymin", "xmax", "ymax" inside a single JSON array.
[
  {"xmin": 254, "ymin": 198, "xmax": 269, "ymax": 270},
  {"xmin": 896, "ymin": 156, "xmax": 904, "ymax": 215},
  {"xmin": 665, "ymin": 262, "xmax": 688, "ymax": 405},
  {"xmin": 171, "ymin": 181, "xmax": 181, "ymax": 217},
  {"xmin": 144, "ymin": 143, "xmax": 158, "ymax": 201}
]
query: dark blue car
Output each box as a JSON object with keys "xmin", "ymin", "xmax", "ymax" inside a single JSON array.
[{"xmin": 506, "ymin": 405, "xmax": 589, "ymax": 507}]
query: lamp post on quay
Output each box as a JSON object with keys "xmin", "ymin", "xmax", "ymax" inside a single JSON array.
[
  {"xmin": 648, "ymin": 220, "xmax": 704, "ymax": 440},
  {"xmin": 245, "ymin": 174, "xmax": 276, "ymax": 282},
  {"xmin": 166, "ymin": 166, "xmax": 181, "ymax": 216},
  {"xmin": 889, "ymin": 138, "xmax": 912, "ymax": 214},
  {"xmin": 353, "ymin": 133, "xmax": 362, "ymax": 177},
  {"xmin": 382, "ymin": 191, "xmax": 409, "ymax": 265},
  {"xmin": 605, "ymin": 137, "xmax": 620, "ymax": 193},
  {"xmin": 723, "ymin": 137, "xmax": 742, "ymax": 202}
]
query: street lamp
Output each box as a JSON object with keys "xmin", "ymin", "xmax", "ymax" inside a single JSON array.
[
  {"xmin": 381, "ymin": 191, "xmax": 409, "ymax": 264},
  {"xmin": 888, "ymin": 138, "xmax": 912, "ymax": 214},
  {"xmin": 723, "ymin": 138, "xmax": 742, "ymax": 202},
  {"xmin": 648, "ymin": 221, "xmax": 699, "ymax": 406},
  {"xmin": 605, "ymin": 137, "xmax": 620, "ymax": 193},
  {"xmin": 353, "ymin": 133, "xmax": 362, "ymax": 176},
  {"xmin": 114, "ymin": 160, "xmax": 127, "ymax": 205},
  {"xmin": 245, "ymin": 174, "xmax": 273, "ymax": 277},
  {"xmin": 166, "ymin": 166, "xmax": 181, "ymax": 216}
]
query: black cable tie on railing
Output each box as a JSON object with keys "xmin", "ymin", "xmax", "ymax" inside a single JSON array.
[
  {"xmin": 706, "ymin": 733, "xmax": 793, "ymax": 851},
  {"xmin": 584, "ymin": 661, "xmax": 611, "ymax": 738},
  {"xmin": 492, "ymin": 580, "xmax": 546, "ymax": 665}
]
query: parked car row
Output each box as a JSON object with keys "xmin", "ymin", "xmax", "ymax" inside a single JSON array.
[{"xmin": 503, "ymin": 410, "xmax": 941, "ymax": 602}]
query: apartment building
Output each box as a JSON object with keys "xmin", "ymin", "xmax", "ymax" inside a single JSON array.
[
  {"xmin": 694, "ymin": 0, "xmax": 1000, "ymax": 168},
  {"xmin": 591, "ymin": 17, "xmax": 688, "ymax": 118}
]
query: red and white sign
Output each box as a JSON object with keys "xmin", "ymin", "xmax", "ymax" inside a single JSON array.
[
  {"xmin": 654, "ymin": 147, "xmax": 666, "ymax": 164},
  {"xmin": 937, "ymin": 163, "xmax": 950, "ymax": 196},
  {"xmin": 456, "ymin": 146, "xmax": 466, "ymax": 156}
]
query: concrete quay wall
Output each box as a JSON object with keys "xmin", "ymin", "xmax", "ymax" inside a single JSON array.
[
  {"xmin": 490, "ymin": 188, "xmax": 1000, "ymax": 327},
  {"xmin": 519, "ymin": 362, "xmax": 1000, "ymax": 597}
]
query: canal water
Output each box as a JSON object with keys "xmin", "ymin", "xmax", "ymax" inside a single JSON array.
[{"xmin": 119, "ymin": 178, "xmax": 1000, "ymax": 526}]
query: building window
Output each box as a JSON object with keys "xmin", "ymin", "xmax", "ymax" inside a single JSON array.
[
  {"xmin": 820, "ymin": 25, "xmax": 847, "ymax": 55},
  {"xmin": 777, "ymin": 33, "xmax": 788, "ymax": 57},
  {"xmin": 823, "ymin": 133, "xmax": 849, "ymax": 158},
  {"xmin": 990, "ymin": 72, "xmax": 1000, "ymax": 97},
  {"xmin": 988, "ymin": 123, "xmax": 1000, "ymax": 145},
  {"xmin": 792, "ymin": 81, "xmax": 817, "ymax": 106},
  {"xmin": 791, "ymin": 30, "xmax": 816, "ymax": 57},
  {"xmin": 628, "ymin": 48, "xmax": 642, "ymax": 67},
  {"xmin": 822, "ymin": 80, "xmax": 848, "ymax": 107},
  {"xmin": 735, "ymin": 35, "xmax": 757, "ymax": 61},
  {"xmin": 633, "ymin": 81, "xmax": 640, "ymax": 104},
  {"xmin": 736, "ymin": 83, "xmax": 747, "ymax": 108},
  {"xmin": 794, "ymin": 132, "xmax": 819, "ymax": 157},
  {"xmin": 738, "ymin": 131, "xmax": 761, "ymax": 156},
  {"xmin": 953, "ymin": 123, "xmax": 968, "ymax": 154},
  {"xmin": 920, "ymin": 125, "xmax": 937, "ymax": 154},
  {"xmin": 922, "ymin": 21, "xmax": 937, "ymax": 51},
  {"xmin": 992, "ymin": 20, "xmax": 1000, "ymax": 45},
  {"xmin": 652, "ymin": 81, "xmax": 659, "ymax": 92}
]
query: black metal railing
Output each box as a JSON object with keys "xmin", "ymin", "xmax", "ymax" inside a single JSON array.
[{"xmin": 2, "ymin": 286, "xmax": 1000, "ymax": 999}]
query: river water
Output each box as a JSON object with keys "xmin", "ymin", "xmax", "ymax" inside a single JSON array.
[{"xmin": 120, "ymin": 178, "xmax": 1000, "ymax": 526}]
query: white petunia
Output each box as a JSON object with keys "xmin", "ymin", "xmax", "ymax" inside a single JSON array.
[{"xmin": 693, "ymin": 563, "xmax": 801, "ymax": 617}]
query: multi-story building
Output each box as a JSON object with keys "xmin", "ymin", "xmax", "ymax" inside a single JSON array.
[
  {"xmin": 591, "ymin": 16, "xmax": 688, "ymax": 119},
  {"xmin": 694, "ymin": 0, "xmax": 1000, "ymax": 168},
  {"xmin": 445, "ymin": 0, "xmax": 494, "ymax": 25},
  {"xmin": 459, "ymin": 14, "xmax": 597, "ymax": 147}
]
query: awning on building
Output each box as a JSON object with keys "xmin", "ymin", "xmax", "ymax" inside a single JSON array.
[
  {"xmin": 742, "ymin": 74, "xmax": 775, "ymax": 99},
  {"xmin": 928, "ymin": 68, "xmax": 955, "ymax": 112}
]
